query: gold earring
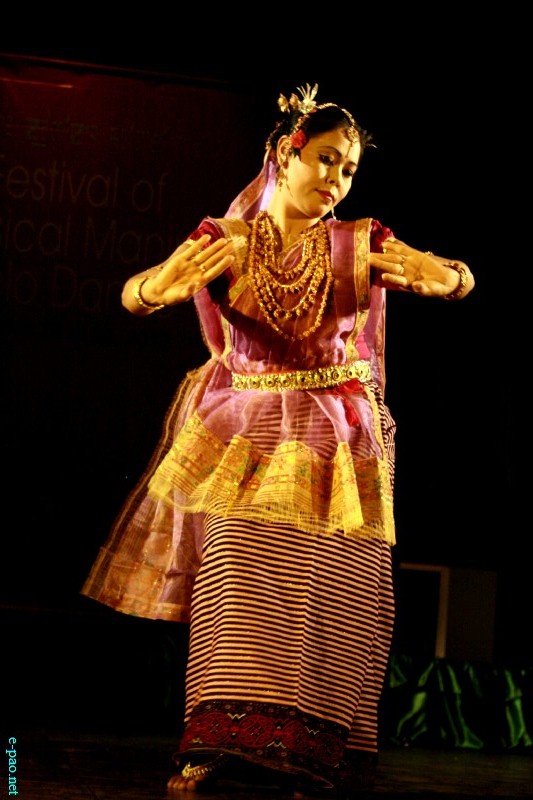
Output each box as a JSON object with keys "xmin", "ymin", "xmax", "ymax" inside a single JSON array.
[{"xmin": 277, "ymin": 160, "xmax": 289, "ymax": 188}]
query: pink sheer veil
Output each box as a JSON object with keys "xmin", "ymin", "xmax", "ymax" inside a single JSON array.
[{"xmin": 224, "ymin": 148, "xmax": 277, "ymax": 221}]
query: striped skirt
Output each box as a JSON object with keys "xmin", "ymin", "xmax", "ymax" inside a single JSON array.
[{"xmin": 178, "ymin": 513, "xmax": 394, "ymax": 788}]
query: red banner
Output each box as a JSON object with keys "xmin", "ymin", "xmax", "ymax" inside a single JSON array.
[
  {"xmin": 0, "ymin": 55, "xmax": 263, "ymax": 606},
  {"xmin": 1, "ymin": 55, "xmax": 260, "ymax": 323}
]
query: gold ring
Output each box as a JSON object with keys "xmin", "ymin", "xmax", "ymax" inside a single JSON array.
[
  {"xmin": 398, "ymin": 265, "xmax": 405, "ymax": 276},
  {"xmin": 399, "ymin": 254, "xmax": 406, "ymax": 265},
  {"xmin": 198, "ymin": 264, "xmax": 206, "ymax": 273}
]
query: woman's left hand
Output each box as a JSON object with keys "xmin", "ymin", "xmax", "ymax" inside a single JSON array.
[{"xmin": 369, "ymin": 237, "xmax": 472, "ymax": 298}]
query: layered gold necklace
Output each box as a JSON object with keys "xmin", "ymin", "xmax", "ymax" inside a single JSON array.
[{"xmin": 247, "ymin": 211, "xmax": 334, "ymax": 341}]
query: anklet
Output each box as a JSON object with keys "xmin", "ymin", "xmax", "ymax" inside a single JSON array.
[{"xmin": 181, "ymin": 753, "xmax": 229, "ymax": 781}]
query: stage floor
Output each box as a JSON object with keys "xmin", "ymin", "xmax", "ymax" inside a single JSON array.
[{"xmin": 9, "ymin": 728, "xmax": 532, "ymax": 799}]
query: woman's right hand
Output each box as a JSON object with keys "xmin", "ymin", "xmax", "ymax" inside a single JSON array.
[{"xmin": 122, "ymin": 234, "xmax": 235, "ymax": 314}]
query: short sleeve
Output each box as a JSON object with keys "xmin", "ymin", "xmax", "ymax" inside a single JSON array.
[
  {"xmin": 370, "ymin": 219, "xmax": 394, "ymax": 253},
  {"xmin": 186, "ymin": 219, "xmax": 224, "ymax": 245}
]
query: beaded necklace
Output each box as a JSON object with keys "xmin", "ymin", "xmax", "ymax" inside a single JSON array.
[{"xmin": 247, "ymin": 211, "xmax": 334, "ymax": 341}]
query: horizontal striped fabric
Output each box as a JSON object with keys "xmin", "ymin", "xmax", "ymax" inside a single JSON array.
[{"xmin": 179, "ymin": 513, "xmax": 394, "ymax": 784}]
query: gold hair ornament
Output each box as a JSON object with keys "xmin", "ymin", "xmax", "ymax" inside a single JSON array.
[
  {"xmin": 276, "ymin": 83, "xmax": 362, "ymax": 147},
  {"xmin": 277, "ymin": 83, "xmax": 319, "ymax": 115}
]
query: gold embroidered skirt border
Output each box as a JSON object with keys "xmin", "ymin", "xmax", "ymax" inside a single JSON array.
[{"xmin": 231, "ymin": 360, "xmax": 371, "ymax": 392}]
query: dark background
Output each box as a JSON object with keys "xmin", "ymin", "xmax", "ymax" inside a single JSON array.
[{"xmin": 1, "ymin": 18, "xmax": 528, "ymax": 738}]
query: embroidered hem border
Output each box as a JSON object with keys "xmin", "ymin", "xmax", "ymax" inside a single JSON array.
[{"xmin": 179, "ymin": 699, "xmax": 349, "ymax": 786}]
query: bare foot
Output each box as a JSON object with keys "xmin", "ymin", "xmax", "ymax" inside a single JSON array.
[{"xmin": 167, "ymin": 771, "xmax": 199, "ymax": 791}]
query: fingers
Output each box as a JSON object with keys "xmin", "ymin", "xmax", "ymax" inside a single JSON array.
[
  {"xmin": 375, "ymin": 239, "xmax": 409, "ymax": 282},
  {"xmin": 378, "ymin": 238, "xmax": 460, "ymax": 297},
  {"xmin": 381, "ymin": 270, "xmax": 410, "ymax": 287},
  {"xmin": 382, "ymin": 236, "xmax": 409, "ymax": 252},
  {"xmin": 185, "ymin": 236, "xmax": 234, "ymax": 276},
  {"xmin": 154, "ymin": 235, "xmax": 235, "ymax": 304},
  {"xmin": 382, "ymin": 237, "xmax": 407, "ymax": 267},
  {"xmin": 183, "ymin": 235, "xmax": 211, "ymax": 273}
]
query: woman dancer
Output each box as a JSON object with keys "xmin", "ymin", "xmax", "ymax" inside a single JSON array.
[{"xmin": 82, "ymin": 83, "xmax": 474, "ymax": 798}]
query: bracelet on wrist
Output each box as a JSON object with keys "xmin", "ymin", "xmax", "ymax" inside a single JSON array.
[
  {"xmin": 443, "ymin": 261, "xmax": 468, "ymax": 301},
  {"xmin": 132, "ymin": 275, "xmax": 165, "ymax": 311}
]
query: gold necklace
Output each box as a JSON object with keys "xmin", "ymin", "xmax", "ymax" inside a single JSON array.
[{"xmin": 247, "ymin": 211, "xmax": 333, "ymax": 341}]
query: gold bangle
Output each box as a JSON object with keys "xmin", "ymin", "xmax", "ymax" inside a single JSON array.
[
  {"xmin": 132, "ymin": 275, "xmax": 165, "ymax": 311},
  {"xmin": 443, "ymin": 261, "xmax": 468, "ymax": 301}
]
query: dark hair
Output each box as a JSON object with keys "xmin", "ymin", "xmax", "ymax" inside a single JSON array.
[{"xmin": 267, "ymin": 103, "xmax": 373, "ymax": 156}]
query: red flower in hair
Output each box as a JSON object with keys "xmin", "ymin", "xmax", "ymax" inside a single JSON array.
[{"xmin": 291, "ymin": 129, "xmax": 307, "ymax": 150}]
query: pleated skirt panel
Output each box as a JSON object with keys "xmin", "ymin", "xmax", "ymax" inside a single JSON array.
[{"xmin": 178, "ymin": 514, "xmax": 395, "ymax": 786}]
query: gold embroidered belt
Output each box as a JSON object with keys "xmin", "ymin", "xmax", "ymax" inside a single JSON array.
[{"xmin": 231, "ymin": 360, "xmax": 371, "ymax": 392}]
